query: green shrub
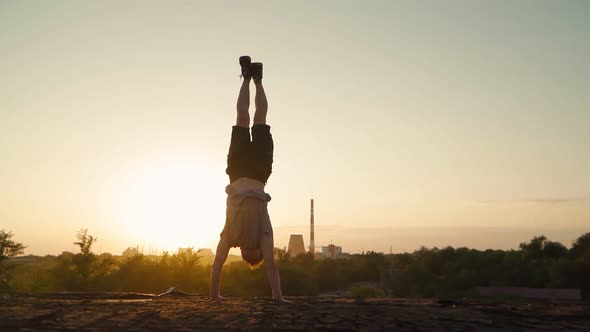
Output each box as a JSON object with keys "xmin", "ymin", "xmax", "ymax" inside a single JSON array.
[{"xmin": 349, "ymin": 285, "xmax": 386, "ymax": 298}]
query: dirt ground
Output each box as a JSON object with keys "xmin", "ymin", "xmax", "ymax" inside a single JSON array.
[{"xmin": 1, "ymin": 293, "xmax": 589, "ymax": 331}]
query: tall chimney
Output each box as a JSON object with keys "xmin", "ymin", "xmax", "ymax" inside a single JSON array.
[{"xmin": 310, "ymin": 198, "xmax": 314, "ymax": 256}]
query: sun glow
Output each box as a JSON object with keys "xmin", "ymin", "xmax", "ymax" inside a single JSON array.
[{"xmin": 110, "ymin": 159, "xmax": 226, "ymax": 253}]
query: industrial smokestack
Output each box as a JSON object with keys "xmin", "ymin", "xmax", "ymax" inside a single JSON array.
[{"xmin": 310, "ymin": 198, "xmax": 314, "ymax": 256}]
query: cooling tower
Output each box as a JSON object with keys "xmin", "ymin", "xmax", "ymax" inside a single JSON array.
[{"xmin": 287, "ymin": 234, "xmax": 306, "ymax": 256}]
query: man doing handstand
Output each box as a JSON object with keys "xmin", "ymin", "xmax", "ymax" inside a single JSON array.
[{"xmin": 209, "ymin": 56, "xmax": 290, "ymax": 303}]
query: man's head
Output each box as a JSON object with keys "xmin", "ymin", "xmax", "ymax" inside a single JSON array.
[{"xmin": 241, "ymin": 247, "xmax": 263, "ymax": 269}]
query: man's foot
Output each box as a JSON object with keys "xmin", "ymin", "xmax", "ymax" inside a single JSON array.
[
  {"xmin": 239, "ymin": 56, "xmax": 252, "ymax": 79},
  {"xmin": 251, "ymin": 62, "xmax": 263, "ymax": 83}
]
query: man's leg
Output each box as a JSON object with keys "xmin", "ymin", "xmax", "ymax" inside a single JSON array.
[
  {"xmin": 253, "ymin": 80, "xmax": 267, "ymax": 125},
  {"xmin": 250, "ymin": 81, "xmax": 273, "ymax": 183},
  {"xmin": 227, "ymin": 78, "xmax": 252, "ymax": 182},
  {"xmin": 250, "ymin": 66, "xmax": 273, "ymax": 183},
  {"xmin": 236, "ymin": 77, "xmax": 251, "ymax": 128},
  {"xmin": 210, "ymin": 236, "xmax": 231, "ymax": 301}
]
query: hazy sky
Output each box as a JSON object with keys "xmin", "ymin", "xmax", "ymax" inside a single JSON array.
[{"xmin": 1, "ymin": 1, "xmax": 589, "ymax": 255}]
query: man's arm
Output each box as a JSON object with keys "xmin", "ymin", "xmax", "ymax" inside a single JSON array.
[
  {"xmin": 210, "ymin": 237, "xmax": 231, "ymax": 300},
  {"xmin": 260, "ymin": 233, "xmax": 292, "ymax": 303}
]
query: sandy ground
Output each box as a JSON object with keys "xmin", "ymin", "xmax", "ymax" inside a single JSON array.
[{"xmin": 1, "ymin": 293, "xmax": 589, "ymax": 331}]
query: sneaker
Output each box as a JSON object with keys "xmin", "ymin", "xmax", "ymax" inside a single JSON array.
[
  {"xmin": 251, "ymin": 62, "xmax": 263, "ymax": 82},
  {"xmin": 239, "ymin": 56, "xmax": 252, "ymax": 79}
]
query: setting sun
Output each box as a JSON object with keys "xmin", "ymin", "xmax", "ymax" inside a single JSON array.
[{"xmin": 109, "ymin": 159, "xmax": 226, "ymax": 253}]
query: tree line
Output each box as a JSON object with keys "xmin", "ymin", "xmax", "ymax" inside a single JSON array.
[{"xmin": 1, "ymin": 229, "xmax": 589, "ymax": 298}]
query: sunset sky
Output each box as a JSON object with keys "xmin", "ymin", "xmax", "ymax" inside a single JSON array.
[{"xmin": 1, "ymin": 1, "xmax": 589, "ymax": 256}]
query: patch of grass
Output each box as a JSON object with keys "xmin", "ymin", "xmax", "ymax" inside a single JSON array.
[{"xmin": 349, "ymin": 285, "xmax": 386, "ymax": 298}]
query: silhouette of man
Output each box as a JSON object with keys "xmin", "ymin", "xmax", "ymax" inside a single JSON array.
[{"xmin": 209, "ymin": 56, "xmax": 290, "ymax": 303}]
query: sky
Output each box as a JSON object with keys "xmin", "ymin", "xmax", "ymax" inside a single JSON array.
[{"xmin": 1, "ymin": 0, "xmax": 589, "ymax": 256}]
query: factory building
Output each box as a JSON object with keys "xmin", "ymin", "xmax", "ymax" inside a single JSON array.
[{"xmin": 322, "ymin": 244, "xmax": 343, "ymax": 257}]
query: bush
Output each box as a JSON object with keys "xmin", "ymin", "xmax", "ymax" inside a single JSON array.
[{"xmin": 349, "ymin": 285, "xmax": 386, "ymax": 298}]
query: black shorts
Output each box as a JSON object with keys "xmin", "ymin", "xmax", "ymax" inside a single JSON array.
[{"xmin": 226, "ymin": 124, "xmax": 274, "ymax": 184}]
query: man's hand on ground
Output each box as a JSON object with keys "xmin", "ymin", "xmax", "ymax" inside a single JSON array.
[
  {"xmin": 210, "ymin": 295, "xmax": 229, "ymax": 302},
  {"xmin": 273, "ymin": 297, "xmax": 293, "ymax": 304}
]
